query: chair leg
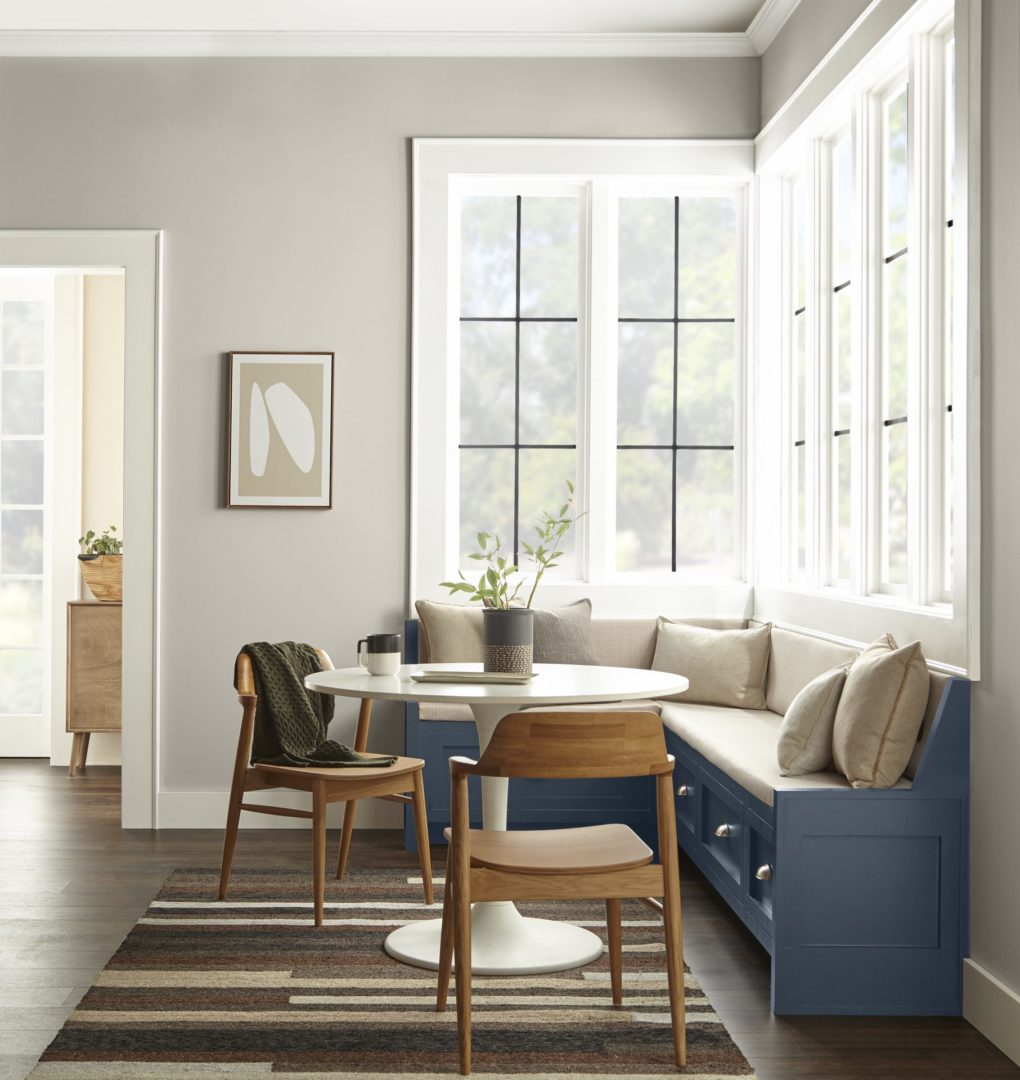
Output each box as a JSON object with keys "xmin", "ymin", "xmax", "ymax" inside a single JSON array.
[
  {"xmin": 412, "ymin": 770, "xmax": 434, "ymax": 906},
  {"xmin": 436, "ymin": 847, "xmax": 454, "ymax": 1012},
  {"xmin": 661, "ymin": 875, "xmax": 687, "ymax": 1068},
  {"xmin": 336, "ymin": 800, "xmax": 358, "ymax": 880},
  {"xmin": 312, "ymin": 783, "xmax": 327, "ymax": 929},
  {"xmin": 218, "ymin": 781, "xmax": 245, "ymax": 901},
  {"xmin": 606, "ymin": 898, "xmax": 623, "ymax": 1006},
  {"xmin": 453, "ymin": 847, "xmax": 472, "ymax": 1074}
]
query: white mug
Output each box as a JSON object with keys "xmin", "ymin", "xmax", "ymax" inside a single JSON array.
[{"xmin": 358, "ymin": 633, "xmax": 402, "ymax": 676}]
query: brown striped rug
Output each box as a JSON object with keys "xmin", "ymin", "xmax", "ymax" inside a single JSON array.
[{"xmin": 30, "ymin": 868, "xmax": 755, "ymax": 1078}]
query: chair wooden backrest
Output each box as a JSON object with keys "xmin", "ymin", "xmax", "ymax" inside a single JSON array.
[{"xmin": 452, "ymin": 710, "xmax": 673, "ymax": 781}]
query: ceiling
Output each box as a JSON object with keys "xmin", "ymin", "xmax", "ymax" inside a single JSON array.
[{"xmin": 0, "ymin": 0, "xmax": 801, "ymax": 57}]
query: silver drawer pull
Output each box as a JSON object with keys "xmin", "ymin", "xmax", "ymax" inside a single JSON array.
[
  {"xmin": 714, "ymin": 823, "xmax": 735, "ymax": 838},
  {"xmin": 677, "ymin": 784, "xmax": 692, "ymax": 797},
  {"xmin": 755, "ymin": 864, "xmax": 773, "ymax": 881}
]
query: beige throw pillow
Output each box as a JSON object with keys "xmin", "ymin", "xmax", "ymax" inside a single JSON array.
[
  {"xmin": 651, "ymin": 618, "xmax": 771, "ymax": 709},
  {"xmin": 414, "ymin": 600, "xmax": 483, "ymax": 662},
  {"xmin": 776, "ymin": 666, "xmax": 848, "ymax": 775},
  {"xmin": 832, "ymin": 634, "xmax": 930, "ymax": 788}
]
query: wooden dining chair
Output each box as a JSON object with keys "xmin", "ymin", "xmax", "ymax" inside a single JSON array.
[
  {"xmin": 218, "ymin": 647, "xmax": 434, "ymax": 927},
  {"xmin": 436, "ymin": 710, "xmax": 685, "ymax": 1075}
]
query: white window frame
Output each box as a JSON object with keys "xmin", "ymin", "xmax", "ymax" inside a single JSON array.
[
  {"xmin": 411, "ymin": 139, "xmax": 754, "ymax": 618},
  {"xmin": 754, "ymin": 0, "xmax": 980, "ymax": 675}
]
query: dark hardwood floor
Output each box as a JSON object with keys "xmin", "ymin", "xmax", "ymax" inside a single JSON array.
[{"xmin": 0, "ymin": 759, "xmax": 1016, "ymax": 1080}]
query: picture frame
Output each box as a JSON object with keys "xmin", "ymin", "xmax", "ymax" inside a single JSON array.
[{"xmin": 226, "ymin": 351, "xmax": 334, "ymax": 508}]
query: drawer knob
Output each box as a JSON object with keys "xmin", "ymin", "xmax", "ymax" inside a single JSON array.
[
  {"xmin": 714, "ymin": 823, "xmax": 735, "ymax": 838},
  {"xmin": 755, "ymin": 864, "xmax": 773, "ymax": 881},
  {"xmin": 677, "ymin": 784, "xmax": 692, "ymax": 797}
]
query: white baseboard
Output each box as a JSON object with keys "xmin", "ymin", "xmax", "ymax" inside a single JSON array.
[
  {"xmin": 157, "ymin": 790, "xmax": 402, "ymax": 830},
  {"xmin": 963, "ymin": 958, "xmax": 1020, "ymax": 1067}
]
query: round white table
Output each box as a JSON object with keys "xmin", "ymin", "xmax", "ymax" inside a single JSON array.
[{"xmin": 304, "ymin": 661, "xmax": 689, "ymax": 975}]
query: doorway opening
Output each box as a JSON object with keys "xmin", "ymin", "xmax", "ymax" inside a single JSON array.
[
  {"xmin": 0, "ymin": 269, "xmax": 125, "ymax": 769},
  {"xmin": 0, "ymin": 231, "xmax": 160, "ymax": 828}
]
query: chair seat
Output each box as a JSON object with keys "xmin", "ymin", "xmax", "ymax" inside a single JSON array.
[
  {"xmin": 254, "ymin": 754, "xmax": 424, "ymax": 782},
  {"xmin": 441, "ymin": 823, "xmax": 653, "ymax": 875}
]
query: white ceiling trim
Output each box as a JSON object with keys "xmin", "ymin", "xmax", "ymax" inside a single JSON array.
[
  {"xmin": 0, "ymin": 28, "xmax": 762, "ymax": 58},
  {"xmin": 746, "ymin": 0, "xmax": 803, "ymax": 53}
]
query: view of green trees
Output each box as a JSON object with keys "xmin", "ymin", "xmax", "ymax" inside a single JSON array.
[{"xmin": 457, "ymin": 191, "xmax": 739, "ymax": 580}]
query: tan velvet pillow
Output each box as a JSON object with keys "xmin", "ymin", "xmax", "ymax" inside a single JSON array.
[
  {"xmin": 651, "ymin": 618, "xmax": 771, "ymax": 709},
  {"xmin": 776, "ymin": 666, "xmax": 848, "ymax": 775},
  {"xmin": 414, "ymin": 600, "xmax": 483, "ymax": 662},
  {"xmin": 832, "ymin": 634, "xmax": 930, "ymax": 788}
]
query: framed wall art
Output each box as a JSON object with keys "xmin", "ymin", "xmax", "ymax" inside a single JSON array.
[{"xmin": 226, "ymin": 351, "xmax": 334, "ymax": 508}]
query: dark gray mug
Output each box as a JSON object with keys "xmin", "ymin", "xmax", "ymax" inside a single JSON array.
[{"xmin": 358, "ymin": 633, "xmax": 402, "ymax": 675}]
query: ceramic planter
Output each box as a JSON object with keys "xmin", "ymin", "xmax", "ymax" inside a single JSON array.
[{"xmin": 482, "ymin": 607, "xmax": 534, "ymax": 674}]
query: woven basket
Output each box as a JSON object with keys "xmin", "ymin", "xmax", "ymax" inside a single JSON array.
[{"xmin": 78, "ymin": 555, "xmax": 123, "ymax": 602}]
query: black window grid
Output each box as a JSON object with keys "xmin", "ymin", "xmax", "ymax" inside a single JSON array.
[
  {"xmin": 458, "ymin": 194, "xmax": 578, "ymax": 566},
  {"xmin": 616, "ymin": 195, "xmax": 736, "ymax": 574}
]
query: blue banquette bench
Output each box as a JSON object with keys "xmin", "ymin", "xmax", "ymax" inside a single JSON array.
[{"xmin": 402, "ymin": 615, "xmax": 969, "ymax": 1017}]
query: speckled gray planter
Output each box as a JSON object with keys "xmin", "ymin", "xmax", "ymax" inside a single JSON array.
[{"xmin": 482, "ymin": 608, "xmax": 534, "ymax": 674}]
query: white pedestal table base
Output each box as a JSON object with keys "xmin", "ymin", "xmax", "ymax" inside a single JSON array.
[{"xmin": 383, "ymin": 701, "xmax": 606, "ymax": 975}]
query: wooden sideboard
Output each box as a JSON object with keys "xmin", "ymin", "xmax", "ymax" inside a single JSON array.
[{"xmin": 66, "ymin": 601, "xmax": 122, "ymax": 777}]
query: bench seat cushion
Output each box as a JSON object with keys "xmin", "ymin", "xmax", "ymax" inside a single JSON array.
[{"xmin": 660, "ymin": 701, "xmax": 911, "ymax": 807}]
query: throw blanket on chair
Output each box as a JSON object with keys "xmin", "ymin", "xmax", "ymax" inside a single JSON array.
[{"xmin": 242, "ymin": 641, "xmax": 396, "ymax": 768}]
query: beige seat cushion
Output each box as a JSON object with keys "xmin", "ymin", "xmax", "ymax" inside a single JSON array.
[
  {"xmin": 415, "ymin": 600, "xmax": 483, "ymax": 663},
  {"xmin": 660, "ymin": 702, "xmax": 912, "ymax": 807},
  {"xmin": 766, "ymin": 627, "xmax": 860, "ymax": 715},
  {"xmin": 652, "ymin": 618, "xmax": 771, "ymax": 709},
  {"xmin": 776, "ymin": 666, "xmax": 848, "ymax": 775},
  {"xmin": 832, "ymin": 634, "xmax": 930, "ymax": 789}
]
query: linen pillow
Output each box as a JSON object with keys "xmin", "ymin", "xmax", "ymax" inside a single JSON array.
[
  {"xmin": 414, "ymin": 600, "xmax": 483, "ymax": 663},
  {"xmin": 533, "ymin": 599, "xmax": 599, "ymax": 665},
  {"xmin": 832, "ymin": 633, "xmax": 930, "ymax": 788},
  {"xmin": 776, "ymin": 666, "xmax": 848, "ymax": 775},
  {"xmin": 651, "ymin": 618, "xmax": 771, "ymax": 709}
]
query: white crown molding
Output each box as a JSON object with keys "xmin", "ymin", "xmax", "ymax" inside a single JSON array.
[
  {"xmin": 0, "ymin": 28, "xmax": 759, "ymax": 58},
  {"xmin": 746, "ymin": 0, "xmax": 803, "ymax": 54}
]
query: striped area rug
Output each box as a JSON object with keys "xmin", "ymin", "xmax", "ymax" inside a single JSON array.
[{"xmin": 31, "ymin": 868, "xmax": 755, "ymax": 1079}]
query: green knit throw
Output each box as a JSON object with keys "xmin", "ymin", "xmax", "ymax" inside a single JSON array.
[{"xmin": 242, "ymin": 641, "xmax": 396, "ymax": 768}]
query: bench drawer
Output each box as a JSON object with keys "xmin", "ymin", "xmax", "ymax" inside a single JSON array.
[
  {"xmin": 746, "ymin": 807, "xmax": 775, "ymax": 930},
  {"xmin": 673, "ymin": 754, "xmax": 698, "ymax": 841},
  {"xmin": 698, "ymin": 769, "xmax": 744, "ymax": 892}
]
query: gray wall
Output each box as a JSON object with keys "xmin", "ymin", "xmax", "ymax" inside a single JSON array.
[
  {"xmin": 973, "ymin": 0, "xmax": 1020, "ymax": 1009},
  {"xmin": 0, "ymin": 57, "xmax": 758, "ymax": 798},
  {"xmin": 760, "ymin": 0, "xmax": 871, "ymax": 127}
]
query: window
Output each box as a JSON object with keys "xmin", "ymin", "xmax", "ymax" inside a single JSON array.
[
  {"xmin": 616, "ymin": 196, "xmax": 738, "ymax": 577},
  {"xmin": 830, "ymin": 132, "xmax": 853, "ymax": 586},
  {"xmin": 458, "ymin": 193, "xmax": 580, "ymax": 574},
  {"xmin": 776, "ymin": 34, "xmax": 955, "ymax": 608},
  {"xmin": 760, "ymin": 0, "xmax": 975, "ymax": 672},
  {"xmin": 413, "ymin": 140, "xmax": 752, "ymax": 610},
  {"xmin": 789, "ymin": 174, "xmax": 809, "ymax": 581},
  {"xmin": 879, "ymin": 80, "xmax": 910, "ymax": 592},
  {"xmin": 0, "ymin": 292, "xmax": 48, "ymax": 727}
]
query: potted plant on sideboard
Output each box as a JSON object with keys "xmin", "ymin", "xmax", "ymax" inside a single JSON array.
[
  {"xmin": 78, "ymin": 525, "xmax": 123, "ymax": 602},
  {"xmin": 441, "ymin": 482, "xmax": 581, "ymax": 674}
]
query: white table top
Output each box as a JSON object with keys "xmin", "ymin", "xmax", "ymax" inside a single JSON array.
[{"xmin": 305, "ymin": 662, "xmax": 689, "ymax": 706}]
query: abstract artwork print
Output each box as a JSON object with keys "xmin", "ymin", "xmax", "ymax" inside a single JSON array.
[{"xmin": 227, "ymin": 351, "xmax": 333, "ymax": 507}]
